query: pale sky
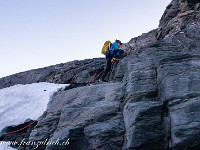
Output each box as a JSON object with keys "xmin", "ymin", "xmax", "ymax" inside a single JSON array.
[{"xmin": 0, "ymin": 0, "xmax": 171, "ymax": 78}]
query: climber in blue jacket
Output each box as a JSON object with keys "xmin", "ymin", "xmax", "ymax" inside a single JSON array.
[{"xmin": 99, "ymin": 40, "xmax": 124, "ymax": 82}]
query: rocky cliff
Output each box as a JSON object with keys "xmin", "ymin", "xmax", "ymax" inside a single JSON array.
[{"xmin": 1, "ymin": 0, "xmax": 200, "ymax": 149}]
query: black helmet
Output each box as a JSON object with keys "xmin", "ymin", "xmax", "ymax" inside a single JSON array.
[{"xmin": 115, "ymin": 39, "xmax": 122, "ymax": 45}]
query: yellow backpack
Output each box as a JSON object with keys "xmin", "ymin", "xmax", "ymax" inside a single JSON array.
[{"xmin": 101, "ymin": 41, "xmax": 112, "ymax": 55}]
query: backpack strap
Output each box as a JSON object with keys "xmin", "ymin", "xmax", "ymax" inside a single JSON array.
[{"xmin": 108, "ymin": 43, "xmax": 111, "ymax": 50}]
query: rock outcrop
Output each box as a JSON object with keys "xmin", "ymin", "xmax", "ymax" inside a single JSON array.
[
  {"xmin": 121, "ymin": 25, "xmax": 200, "ymax": 150},
  {"xmin": 0, "ymin": 58, "xmax": 105, "ymax": 90},
  {"xmin": 157, "ymin": 0, "xmax": 200, "ymax": 39},
  {"xmin": 1, "ymin": 0, "xmax": 200, "ymax": 150},
  {"xmin": 121, "ymin": 29, "xmax": 157, "ymax": 52}
]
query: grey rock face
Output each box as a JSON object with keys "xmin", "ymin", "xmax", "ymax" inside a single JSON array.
[
  {"xmin": 29, "ymin": 26, "xmax": 200, "ymax": 150},
  {"xmin": 157, "ymin": 0, "xmax": 200, "ymax": 39},
  {"xmin": 125, "ymin": 57, "xmax": 158, "ymax": 102},
  {"xmin": 106, "ymin": 25, "xmax": 200, "ymax": 150},
  {"xmin": 123, "ymin": 101, "xmax": 164, "ymax": 150},
  {"xmin": 0, "ymin": 58, "xmax": 105, "ymax": 89},
  {"xmin": 134, "ymin": 26, "xmax": 200, "ymax": 149},
  {"xmin": 28, "ymin": 83, "xmax": 125, "ymax": 150},
  {"xmin": 168, "ymin": 97, "xmax": 200, "ymax": 149},
  {"xmin": 1, "ymin": 1, "xmax": 200, "ymax": 149},
  {"xmin": 121, "ymin": 29, "xmax": 157, "ymax": 52}
]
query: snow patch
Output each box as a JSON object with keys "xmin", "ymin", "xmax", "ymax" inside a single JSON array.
[
  {"xmin": 0, "ymin": 82, "xmax": 68, "ymax": 132},
  {"xmin": 0, "ymin": 144, "xmax": 16, "ymax": 150}
]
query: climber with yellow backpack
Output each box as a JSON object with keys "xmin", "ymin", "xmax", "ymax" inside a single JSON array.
[{"xmin": 99, "ymin": 40, "xmax": 124, "ymax": 82}]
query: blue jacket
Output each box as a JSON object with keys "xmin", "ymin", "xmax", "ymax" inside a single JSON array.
[
  {"xmin": 110, "ymin": 42, "xmax": 119, "ymax": 50},
  {"xmin": 109, "ymin": 42, "xmax": 119, "ymax": 57}
]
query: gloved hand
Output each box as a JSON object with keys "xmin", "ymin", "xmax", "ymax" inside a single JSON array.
[{"xmin": 111, "ymin": 57, "xmax": 120, "ymax": 63}]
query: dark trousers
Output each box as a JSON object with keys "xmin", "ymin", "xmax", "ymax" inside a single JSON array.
[{"xmin": 101, "ymin": 49, "xmax": 124, "ymax": 79}]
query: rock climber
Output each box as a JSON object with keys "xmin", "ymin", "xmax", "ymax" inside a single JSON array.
[{"xmin": 99, "ymin": 40, "xmax": 124, "ymax": 82}]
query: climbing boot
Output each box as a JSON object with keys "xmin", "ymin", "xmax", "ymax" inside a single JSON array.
[{"xmin": 99, "ymin": 78, "xmax": 106, "ymax": 82}]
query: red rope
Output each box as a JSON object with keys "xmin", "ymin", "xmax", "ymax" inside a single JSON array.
[
  {"xmin": 0, "ymin": 69, "xmax": 104, "ymax": 135},
  {"xmin": 0, "ymin": 111, "xmax": 47, "ymax": 135},
  {"xmin": 85, "ymin": 70, "xmax": 104, "ymax": 86}
]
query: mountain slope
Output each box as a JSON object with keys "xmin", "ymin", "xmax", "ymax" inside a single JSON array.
[{"xmin": 1, "ymin": 0, "xmax": 200, "ymax": 149}]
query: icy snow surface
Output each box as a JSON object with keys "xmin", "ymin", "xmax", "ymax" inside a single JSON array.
[
  {"xmin": 0, "ymin": 82, "xmax": 68, "ymax": 149},
  {"xmin": 0, "ymin": 82, "xmax": 68, "ymax": 132},
  {"xmin": 0, "ymin": 144, "xmax": 16, "ymax": 150}
]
